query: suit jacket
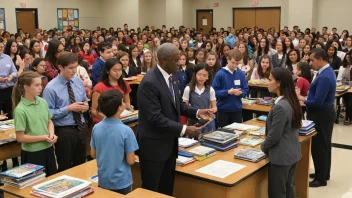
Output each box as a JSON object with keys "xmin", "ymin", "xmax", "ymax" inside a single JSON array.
[
  {"xmin": 261, "ymin": 98, "xmax": 301, "ymax": 165},
  {"xmin": 137, "ymin": 67, "xmax": 198, "ymax": 162},
  {"xmin": 122, "ymin": 66, "xmax": 138, "ymax": 78},
  {"xmin": 129, "ymin": 57, "xmax": 142, "ymax": 74},
  {"xmin": 271, "ymin": 53, "xmax": 286, "ymax": 68}
]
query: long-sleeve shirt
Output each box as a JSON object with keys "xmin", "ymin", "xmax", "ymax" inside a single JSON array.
[
  {"xmin": 304, "ymin": 64, "xmax": 336, "ymax": 110},
  {"xmin": 44, "ymin": 61, "xmax": 59, "ymax": 81},
  {"xmin": 43, "ymin": 74, "xmax": 87, "ymax": 126},
  {"xmin": 212, "ymin": 67, "xmax": 248, "ymax": 112},
  {"xmin": 0, "ymin": 53, "xmax": 17, "ymax": 89},
  {"xmin": 92, "ymin": 58, "xmax": 105, "ymax": 85}
]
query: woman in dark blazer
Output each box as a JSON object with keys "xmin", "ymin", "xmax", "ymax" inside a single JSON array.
[{"xmin": 261, "ymin": 67, "xmax": 302, "ymax": 198}]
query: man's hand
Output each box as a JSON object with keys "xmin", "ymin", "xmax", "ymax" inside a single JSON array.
[
  {"xmin": 185, "ymin": 126, "xmax": 200, "ymax": 138},
  {"xmin": 67, "ymin": 102, "xmax": 89, "ymax": 112},
  {"xmin": 198, "ymin": 109, "xmax": 215, "ymax": 121}
]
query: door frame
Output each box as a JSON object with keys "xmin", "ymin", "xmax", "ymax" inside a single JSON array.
[
  {"xmin": 196, "ymin": 9, "xmax": 214, "ymax": 31},
  {"xmin": 232, "ymin": 7, "xmax": 281, "ymax": 30},
  {"xmin": 15, "ymin": 8, "xmax": 39, "ymax": 32}
]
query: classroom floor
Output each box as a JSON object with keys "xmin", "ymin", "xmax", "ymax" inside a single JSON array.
[{"xmin": 309, "ymin": 119, "xmax": 352, "ymax": 198}]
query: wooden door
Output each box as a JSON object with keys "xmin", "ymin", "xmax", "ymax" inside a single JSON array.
[
  {"xmin": 255, "ymin": 8, "xmax": 280, "ymax": 31},
  {"xmin": 233, "ymin": 9, "xmax": 256, "ymax": 30},
  {"xmin": 197, "ymin": 10, "xmax": 213, "ymax": 33},
  {"xmin": 16, "ymin": 9, "xmax": 36, "ymax": 34}
]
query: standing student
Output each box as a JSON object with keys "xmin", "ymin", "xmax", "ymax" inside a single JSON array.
[
  {"xmin": 91, "ymin": 42, "xmax": 113, "ymax": 85},
  {"xmin": 295, "ymin": 62, "xmax": 312, "ymax": 97},
  {"xmin": 286, "ymin": 49, "xmax": 300, "ymax": 74},
  {"xmin": 31, "ymin": 58, "xmax": 49, "ymax": 91},
  {"xmin": 3, "ymin": 39, "xmax": 18, "ymax": 65},
  {"xmin": 298, "ymin": 48, "xmax": 336, "ymax": 187},
  {"xmin": 326, "ymin": 46, "xmax": 342, "ymax": 70},
  {"xmin": 212, "ymin": 49, "xmax": 249, "ymax": 127},
  {"xmin": 128, "ymin": 44, "xmax": 142, "ymax": 74},
  {"xmin": 91, "ymin": 89, "xmax": 138, "ymax": 195},
  {"xmin": 91, "ymin": 58, "xmax": 132, "ymax": 123},
  {"xmin": 118, "ymin": 52, "xmax": 137, "ymax": 77},
  {"xmin": 137, "ymin": 43, "xmax": 214, "ymax": 196},
  {"xmin": 218, "ymin": 44, "xmax": 231, "ymax": 67},
  {"xmin": 205, "ymin": 51, "xmax": 221, "ymax": 79},
  {"xmin": 12, "ymin": 71, "xmax": 58, "ymax": 176},
  {"xmin": 77, "ymin": 41, "xmax": 95, "ymax": 66},
  {"xmin": 186, "ymin": 47, "xmax": 196, "ymax": 65},
  {"xmin": 174, "ymin": 51, "xmax": 194, "ymax": 92},
  {"xmin": 141, "ymin": 50, "xmax": 153, "ymax": 73},
  {"xmin": 182, "ymin": 63, "xmax": 217, "ymax": 131},
  {"xmin": 272, "ymin": 41, "xmax": 287, "ymax": 68},
  {"xmin": 237, "ymin": 42, "xmax": 254, "ymax": 79},
  {"xmin": 250, "ymin": 55, "xmax": 272, "ymax": 98},
  {"xmin": 44, "ymin": 40, "xmax": 64, "ymax": 81},
  {"xmin": 30, "ymin": 40, "xmax": 42, "ymax": 58},
  {"xmin": 43, "ymin": 52, "xmax": 89, "ymax": 172},
  {"xmin": 261, "ymin": 67, "xmax": 302, "ymax": 198},
  {"xmin": 195, "ymin": 48, "xmax": 205, "ymax": 65}
]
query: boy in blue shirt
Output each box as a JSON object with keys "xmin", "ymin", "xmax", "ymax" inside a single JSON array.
[
  {"xmin": 212, "ymin": 49, "xmax": 248, "ymax": 127},
  {"xmin": 90, "ymin": 89, "xmax": 138, "ymax": 195}
]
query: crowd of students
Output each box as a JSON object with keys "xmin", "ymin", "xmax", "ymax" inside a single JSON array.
[{"xmin": 0, "ymin": 23, "xmax": 351, "ymax": 196}]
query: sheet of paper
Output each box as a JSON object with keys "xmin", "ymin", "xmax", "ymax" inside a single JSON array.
[
  {"xmin": 195, "ymin": 160, "xmax": 245, "ymax": 179},
  {"xmin": 224, "ymin": 122, "xmax": 259, "ymax": 131},
  {"xmin": 120, "ymin": 109, "xmax": 132, "ymax": 117},
  {"xmin": 74, "ymin": 10, "xmax": 78, "ymax": 18},
  {"xmin": 202, "ymin": 19, "xmax": 207, "ymax": 25},
  {"xmin": 57, "ymin": 9, "xmax": 62, "ymax": 18}
]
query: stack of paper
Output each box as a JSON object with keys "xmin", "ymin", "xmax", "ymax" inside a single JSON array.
[
  {"xmin": 238, "ymin": 137, "xmax": 264, "ymax": 147},
  {"xmin": 223, "ymin": 122, "xmax": 260, "ymax": 132},
  {"xmin": 242, "ymin": 98, "xmax": 257, "ymax": 105},
  {"xmin": 31, "ymin": 175, "xmax": 94, "ymax": 198},
  {"xmin": 201, "ymin": 131, "xmax": 238, "ymax": 151},
  {"xmin": 0, "ymin": 164, "xmax": 46, "ymax": 189},
  {"xmin": 176, "ymin": 155, "xmax": 195, "ymax": 166},
  {"xmin": 299, "ymin": 120, "xmax": 315, "ymax": 136},
  {"xmin": 120, "ymin": 110, "xmax": 138, "ymax": 124},
  {"xmin": 178, "ymin": 137, "xmax": 198, "ymax": 148},
  {"xmin": 234, "ymin": 148, "xmax": 266, "ymax": 162},
  {"xmin": 248, "ymin": 127, "xmax": 266, "ymax": 136},
  {"xmin": 188, "ymin": 146, "xmax": 216, "ymax": 161}
]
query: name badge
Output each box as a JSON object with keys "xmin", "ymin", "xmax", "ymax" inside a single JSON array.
[{"xmin": 234, "ymin": 80, "xmax": 241, "ymax": 86}]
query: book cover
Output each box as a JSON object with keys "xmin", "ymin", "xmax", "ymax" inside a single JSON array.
[
  {"xmin": 234, "ymin": 148, "xmax": 265, "ymax": 162},
  {"xmin": 1, "ymin": 163, "xmax": 44, "ymax": 179},
  {"xmin": 239, "ymin": 137, "xmax": 264, "ymax": 147},
  {"xmin": 188, "ymin": 146, "xmax": 216, "ymax": 156},
  {"xmin": 203, "ymin": 131, "xmax": 237, "ymax": 141}
]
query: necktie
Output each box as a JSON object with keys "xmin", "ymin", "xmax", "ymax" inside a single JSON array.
[
  {"xmin": 168, "ymin": 76, "xmax": 175, "ymax": 103},
  {"xmin": 67, "ymin": 81, "xmax": 84, "ymax": 131}
]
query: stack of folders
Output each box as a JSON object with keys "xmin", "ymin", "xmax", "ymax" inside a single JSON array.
[
  {"xmin": 0, "ymin": 163, "xmax": 46, "ymax": 189},
  {"xmin": 234, "ymin": 148, "xmax": 266, "ymax": 163},
  {"xmin": 176, "ymin": 155, "xmax": 195, "ymax": 167},
  {"xmin": 31, "ymin": 175, "xmax": 94, "ymax": 198},
  {"xmin": 178, "ymin": 137, "xmax": 198, "ymax": 148},
  {"xmin": 188, "ymin": 146, "xmax": 216, "ymax": 161},
  {"xmin": 238, "ymin": 137, "xmax": 264, "ymax": 147},
  {"xmin": 248, "ymin": 127, "xmax": 266, "ymax": 136},
  {"xmin": 200, "ymin": 131, "xmax": 238, "ymax": 151},
  {"xmin": 299, "ymin": 120, "xmax": 315, "ymax": 136}
]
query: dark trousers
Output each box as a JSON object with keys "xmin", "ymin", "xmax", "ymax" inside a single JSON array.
[
  {"xmin": 21, "ymin": 146, "xmax": 58, "ymax": 176},
  {"xmin": 0, "ymin": 86, "xmax": 13, "ymax": 119},
  {"xmin": 109, "ymin": 185, "xmax": 132, "ymax": 195},
  {"xmin": 268, "ymin": 162, "xmax": 297, "ymax": 198},
  {"xmin": 307, "ymin": 106, "xmax": 336, "ymax": 183},
  {"xmin": 139, "ymin": 148, "xmax": 176, "ymax": 196},
  {"xmin": 54, "ymin": 125, "xmax": 87, "ymax": 172},
  {"xmin": 217, "ymin": 111, "xmax": 243, "ymax": 128},
  {"xmin": 343, "ymin": 93, "xmax": 352, "ymax": 121}
]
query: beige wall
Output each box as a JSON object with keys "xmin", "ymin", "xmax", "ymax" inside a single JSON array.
[
  {"xmin": 188, "ymin": 0, "xmax": 289, "ymax": 30},
  {"xmin": 139, "ymin": 0, "xmax": 152, "ymax": 29},
  {"xmin": 166, "ymin": 0, "xmax": 183, "ymax": 29},
  {"xmin": 288, "ymin": 0, "xmax": 314, "ymax": 30},
  {"xmin": 150, "ymin": 0, "xmax": 166, "ymax": 28},
  {"xmin": 0, "ymin": 0, "xmax": 101, "ymax": 33},
  {"xmin": 182, "ymin": 0, "xmax": 193, "ymax": 28}
]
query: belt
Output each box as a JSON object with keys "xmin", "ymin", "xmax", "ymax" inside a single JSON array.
[{"xmin": 55, "ymin": 125, "xmax": 79, "ymax": 129}]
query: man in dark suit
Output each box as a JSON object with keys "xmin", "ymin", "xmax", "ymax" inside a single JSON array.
[{"xmin": 137, "ymin": 43, "xmax": 214, "ymax": 196}]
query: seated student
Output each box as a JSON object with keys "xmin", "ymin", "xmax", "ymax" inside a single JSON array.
[
  {"xmin": 118, "ymin": 52, "xmax": 137, "ymax": 77},
  {"xmin": 286, "ymin": 49, "xmax": 300, "ymax": 74},
  {"xmin": 212, "ymin": 49, "xmax": 248, "ymax": 127},
  {"xmin": 237, "ymin": 42, "xmax": 254, "ymax": 80},
  {"xmin": 92, "ymin": 42, "xmax": 113, "ymax": 85},
  {"xmin": 141, "ymin": 50, "xmax": 153, "ymax": 73},
  {"xmin": 272, "ymin": 41, "xmax": 287, "ymax": 68},
  {"xmin": 92, "ymin": 58, "xmax": 132, "ymax": 123},
  {"xmin": 128, "ymin": 44, "xmax": 142, "ymax": 74},
  {"xmin": 337, "ymin": 50, "xmax": 352, "ymax": 82},
  {"xmin": 13, "ymin": 71, "xmax": 58, "ymax": 176},
  {"xmin": 326, "ymin": 45, "xmax": 342, "ymax": 70},
  {"xmin": 91, "ymin": 89, "xmax": 138, "ymax": 195},
  {"xmin": 295, "ymin": 62, "xmax": 312, "ymax": 97},
  {"xmin": 337, "ymin": 51, "xmax": 352, "ymax": 125},
  {"xmin": 183, "ymin": 63, "xmax": 217, "ymax": 133}
]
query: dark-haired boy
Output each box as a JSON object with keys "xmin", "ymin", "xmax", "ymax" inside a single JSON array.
[
  {"xmin": 91, "ymin": 41, "xmax": 113, "ymax": 85},
  {"xmin": 90, "ymin": 89, "xmax": 138, "ymax": 195}
]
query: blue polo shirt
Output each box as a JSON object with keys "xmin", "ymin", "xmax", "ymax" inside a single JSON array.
[
  {"xmin": 91, "ymin": 118, "xmax": 139, "ymax": 190},
  {"xmin": 0, "ymin": 53, "xmax": 17, "ymax": 89}
]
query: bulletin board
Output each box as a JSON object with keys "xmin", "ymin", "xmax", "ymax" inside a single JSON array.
[
  {"xmin": 57, "ymin": 8, "xmax": 79, "ymax": 31},
  {"xmin": 0, "ymin": 8, "xmax": 5, "ymax": 30}
]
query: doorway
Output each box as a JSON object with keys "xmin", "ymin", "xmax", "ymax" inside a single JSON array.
[
  {"xmin": 15, "ymin": 8, "xmax": 38, "ymax": 34},
  {"xmin": 196, "ymin": 9, "xmax": 213, "ymax": 33},
  {"xmin": 233, "ymin": 7, "xmax": 280, "ymax": 31}
]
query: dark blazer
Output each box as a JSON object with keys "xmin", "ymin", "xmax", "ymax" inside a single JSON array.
[
  {"xmin": 129, "ymin": 57, "xmax": 142, "ymax": 74},
  {"xmin": 261, "ymin": 98, "xmax": 302, "ymax": 165},
  {"xmin": 271, "ymin": 53, "xmax": 287, "ymax": 68},
  {"xmin": 137, "ymin": 67, "xmax": 198, "ymax": 162},
  {"xmin": 122, "ymin": 66, "xmax": 138, "ymax": 78}
]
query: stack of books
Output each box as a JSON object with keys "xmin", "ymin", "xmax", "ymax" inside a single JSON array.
[
  {"xmin": 238, "ymin": 137, "xmax": 264, "ymax": 147},
  {"xmin": 234, "ymin": 148, "xmax": 266, "ymax": 162},
  {"xmin": 242, "ymin": 98, "xmax": 257, "ymax": 105},
  {"xmin": 188, "ymin": 146, "xmax": 216, "ymax": 161},
  {"xmin": 223, "ymin": 122, "xmax": 261, "ymax": 132},
  {"xmin": 299, "ymin": 120, "xmax": 315, "ymax": 136},
  {"xmin": 0, "ymin": 163, "xmax": 46, "ymax": 189},
  {"xmin": 248, "ymin": 127, "xmax": 266, "ymax": 136},
  {"xmin": 200, "ymin": 131, "xmax": 238, "ymax": 151},
  {"xmin": 120, "ymin": 110, "xmax": 138, "ymax": 124},
  {"xmin": 178, "ymin": 137, "xmax": 198, "ymax": 148},
  {"xmin": 0, "ymin": 119, "xmax": 14, "ymax": 130},
  {"xmin": 31, "ymin": 175, "xmax": 94, "ymax": 198},
  {"xmin": 256, "ymin": 97, "xmax": 274, "ymax": 106},
  {"xmin": 176, "ymin": 155, "xmax": 195, "ymax": 167}
]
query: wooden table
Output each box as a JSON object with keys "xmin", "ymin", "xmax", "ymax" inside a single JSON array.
[
  {"xmin": 0, "ymin": 129, "xmax": 21, "ymax": 162},
  {"xmin": 248, "ymin": 83, "xmax": 268, "ymax": 88},
  {"xmin": 127, "ymin": 75, "xmax": 144, "ymax": 85},
  {"xmin": 0, "ymin": 160, "xmax": 171, "ymax": 198},
  {"xmin": 334, "ymin": 88, "xmax": 352, "ymax": 124},
  {"xmin": 131, "ymin": 119, "xmax": 315, "ymax": 198}
]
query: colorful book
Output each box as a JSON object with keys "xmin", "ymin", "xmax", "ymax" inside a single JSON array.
[
  {"xmin": 234, "ymin": 148, "xmax": 266, "ymax": 162},
  {"xmin": 239, "ymin": 137, "xmax": 264, "ymax": 147},
  {"xmin": 188, "ymin": 146, "xmax": 216, "ymax": 156},
  {"xmin": 248, "ymin": 127, "xmax": 266, "ymax": 136},
  {"xmin": 1, "ymin": 163, "xmax": 44, "ymax": 179},
  {"xmin": 203, "ymin": 131, "xmax": 238, "ymax": 142}
]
